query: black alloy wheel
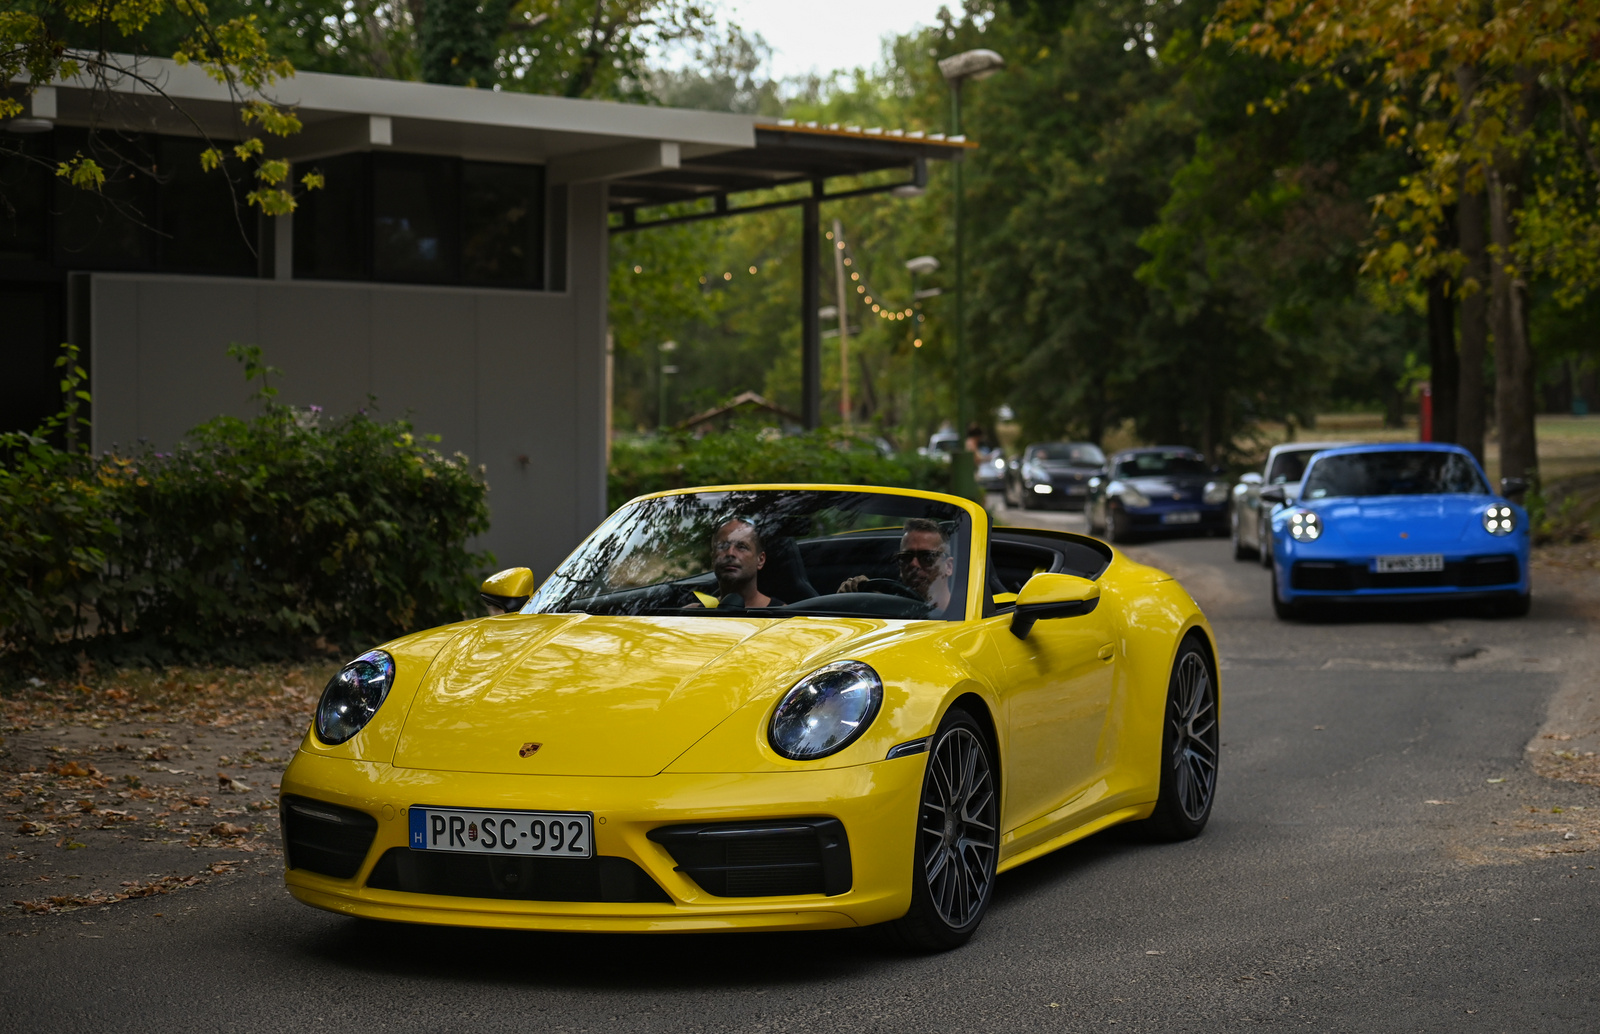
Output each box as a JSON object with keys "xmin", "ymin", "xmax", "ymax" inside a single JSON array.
[
  {"xmin": 1270, "ymin": 562, "xmax": 1299, "ymax": 620},
  {"xmin": 1230, "ymin": 508, "xmax": 1253, "ymax": 561},
  {"xmin": 1257, "ymin": 514, "xmax": 1274, "ymax": 568},
  {"xmin": 890, "ymin": 708, "xmax": 999, "ymax": 951},
  {"xmin": 1138, "ymin": 637, "xmax": 1219, "ymax": 840},
  {"xmin": 1087, "ymin": 500, "xmax": 1104, "ymax": 536},
  {"xmin": 1108, "ymin": 502, "xmax": 1133, "ymax": 544}
]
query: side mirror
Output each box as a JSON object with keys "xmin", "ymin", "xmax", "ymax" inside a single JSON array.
[
  {"xmin": 480, "ymin": 567, "xmax": 535, "ymax": 613},
  {"xmin": 1260, "ymin": 485, "xmax": 1288, "ymax": 504},
  {"xmin": 1010, "ymin": 573, "xmax": 1101, "ymax": 639},
  {"xmin": 1499, "ymin": 476, "xmax": 1528, "ymax": 501},
  {"xmin": 1240, "ymin": 472, "xmax": 1263, "ymax": 486}
]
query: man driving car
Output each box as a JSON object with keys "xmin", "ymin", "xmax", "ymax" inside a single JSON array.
[{"xmin": 838, "ymin": 517, "xmax": 954, "ymax": 611}]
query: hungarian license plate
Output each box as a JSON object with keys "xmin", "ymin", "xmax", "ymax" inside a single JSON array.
[
  {"xmin": 408, "ymin": 806, "xmax": 593, "ymax": 858},
  {"xmin": 1162, "ymin": 511, "xmax": 1201, "ymax": 525},
  {"xmin": 1374, "ymin": 554, "xmax": 1444, "ymax": 574}
]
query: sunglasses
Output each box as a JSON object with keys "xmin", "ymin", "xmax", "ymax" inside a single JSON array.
[{"xmin": 894, "ymin": 548, "xmax": 947, "ymax": 567}]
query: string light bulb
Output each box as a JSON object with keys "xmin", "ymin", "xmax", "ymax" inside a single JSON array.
[{"xmin": 723, "ymin": 271, "xmax": 732, "ymax": 280}]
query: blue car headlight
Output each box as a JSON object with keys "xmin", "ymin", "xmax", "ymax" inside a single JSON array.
[
  {"xmin": 769, "ymin": 661, "xmax": 883, "ymax": 760},
  {"xmin": 1289, "ymin": 510, "xmax": 1322, "ymax": 542},
  {"xmin": 315, "ymin": 650, "xmax": 396, "ymax": 744},
  {"xmin": 1483, "ymin": 504, "xmax": 1516, "ymax": 536},
  {"xmin": 1120, "ymin": 484, "xmax": 1151, "ymax": 508}
]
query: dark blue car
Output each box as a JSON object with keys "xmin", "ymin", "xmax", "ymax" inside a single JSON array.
[
  {"xmin": 1085, "ymin": 446, "xmax": 1231, "ymax": 542},
  {"xmin": 1266, "ymin": 443, "xmax": 1531, "ymax": 619}
]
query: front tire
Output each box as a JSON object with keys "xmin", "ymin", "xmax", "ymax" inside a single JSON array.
[
  {"xmin": 1271, "ymin": 564, "xmax": 1299, "ymax": 620},
  {"xmin": 1257, "ymin": 516, "xmax": 1274, "ymax": 568},
  {"xmin": 1230, "ymin": 509, "xmax": 1254, "ymax": 561},
  {"xmin": 1108, "ymin": 503, "xmax": 1133, "ymax": 544},
  {"xmin": 1495, "ymin": 590, "xmax": 1532, "ymax": 617},
  {"xmin": 889, "ymin": 708, "xmax": 999, "ymax": 952},
  {"xmin": 1138, "ymin": 638, "xmax": 1219, "ymax": 841}
]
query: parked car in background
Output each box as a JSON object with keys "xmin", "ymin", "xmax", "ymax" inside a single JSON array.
[
  {"xmin": 920, "ymin": 431, "xmax": 961, "ymax": 462},
  {"xmin": 1230, "ymin": 441, "xmax": 1352, "ymax": 564},
  {"xmin": 1086, "ymin": 447, "xmax": 1229, "ymax": 543},
  {"xmin": 1266, "ymin": 443, "xmax": 1530, "ymax": 619},
  {"xmin": 1004, "ymin": 442, "xmax": 1107, "ymax": 510},
  {"xmin": 975, "ymin": 444, "xmax": 1008, "ymax": 492}
]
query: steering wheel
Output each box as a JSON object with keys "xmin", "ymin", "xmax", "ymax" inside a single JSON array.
[{"xmin": 855, "ymin": 578, "xmax": 927, "ymax": 603}]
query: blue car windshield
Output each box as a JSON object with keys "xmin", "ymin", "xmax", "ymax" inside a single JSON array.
[
  {"xmin": 1302, "ymin": 451, "xmax": 1487, "ymax": 499},
  {"xmin": 525, "ymin": 489, "xmax": 973, "ymax": 621}
]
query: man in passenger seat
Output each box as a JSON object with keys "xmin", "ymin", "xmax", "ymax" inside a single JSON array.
[
  {"xmin": 707, "ymin": 517, "xmax": 784, "ymax": 609},
  {"xmin": 838, "ymin": 517, "xmax": 954, "ymax": 611}
]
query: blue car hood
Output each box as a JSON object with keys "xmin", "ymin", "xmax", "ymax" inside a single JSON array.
[{"xmin": 1307, "ymin": 494, "xmax": 1486, "ymax": 549}]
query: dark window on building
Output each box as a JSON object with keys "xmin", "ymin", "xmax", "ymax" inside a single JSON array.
[
  {"xmin": 294, "ymin": 152, "xmax": 368, "ymax": 280},
  {"xmin": 462, "ymin": 161, "xmax": 544, "ymax": 288},
  {"xmin": 294, "ymin": 152, "xmax": 545, "ymax": 289},
  {"xmin": 52, "ymin": 128, "xmax": 157, "ymax": 270},
  {"xmin": 0, "ymin": 282, "xmax": 64, "ymax": 434},
  {"xmin": 0, "ymin": 137, "xmax": 51, "ymax": 262},
  {"xmin": 372, "ymin": 154, "xmax": 458, "ymax": 283},
  {"xmin": 156, "ymin": 136, "xmax": 257, "ymax": 276}
]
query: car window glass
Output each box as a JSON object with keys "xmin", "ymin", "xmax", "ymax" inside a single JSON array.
[
  {"xmin": 1267, "ymin": 449, "xmax": 1319, "ymax": 484},
  {"xmin": 1034, "ymin": 443, "xmax": 1105, "ymax": 465},
  {"xmin": 1115, "ymin": 452, "xmax": 1207, "ymax": 477},
  {"xmin": 1302, "ymin": 451, "xmax": 1488, "ymax": 499},
  {"xmin": 526, "ymin": 490, "xmax": 973, "ymax": 621}
]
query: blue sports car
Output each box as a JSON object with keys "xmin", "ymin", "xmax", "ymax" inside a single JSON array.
[{"xmin": 1265, "ymin": 443, "xmax": 1530, "ymax": 619}]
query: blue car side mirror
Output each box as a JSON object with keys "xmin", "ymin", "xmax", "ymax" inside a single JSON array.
[{"xmin": 1499, "ymin": 476, "xmax": 1528, "ymax": 501}]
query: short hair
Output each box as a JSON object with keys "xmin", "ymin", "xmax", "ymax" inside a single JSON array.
[
  {"xmin": 714, "ymin": 515, "xmax": 763, "ymax": 553},
  {"xmin": 901, "ymin": 517, "xmax": 948, "ymax": 546}
]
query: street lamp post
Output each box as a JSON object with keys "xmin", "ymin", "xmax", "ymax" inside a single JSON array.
[
  {"xmin": 658, "ymin": 340, "xmax": 678, "ymax": 430},
  {"xmin": 904, "ymin": 254, "xmax": 941, "ymax": 449},
  {"xmin": 937, "ymin": 48, "xmax": 1003, "ymax": 502}
]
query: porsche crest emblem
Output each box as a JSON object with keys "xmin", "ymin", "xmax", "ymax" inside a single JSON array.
[{"xmin": 518, "ymin": 742, "xmax": 542, "ymax": 758}]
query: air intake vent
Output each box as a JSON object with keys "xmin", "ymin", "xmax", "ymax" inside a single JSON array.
[
  {"xmin": 649, "ymin": 818, "xmax": 852, "ymax": 897},
  {"xmin": 281, "ymin": 795, "xmax": 378, "ymax": 879},
  {"xmin": 365, "ymin": 850, "xmax": 670, "ymax": 903}
]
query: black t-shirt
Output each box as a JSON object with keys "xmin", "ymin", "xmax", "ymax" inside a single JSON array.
[{"xmin": 719, "ymin": 593, "xmax": 786, "ymax": 609}]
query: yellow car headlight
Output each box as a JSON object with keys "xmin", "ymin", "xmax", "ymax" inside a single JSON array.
[
  {"xmin": 769, "ymin": 661, "xmax": 883, "ymax": 760},
  {"xmin": 315, "ymin": 650, "xmax": 395, "ymax": 744}
]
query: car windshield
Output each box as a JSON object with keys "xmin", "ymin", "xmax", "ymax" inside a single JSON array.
[
  {"xmin": 1267, "ymin": 449, "xmax": 1322, "ymax": 484},
  {"xmin": 1302, "ymin": 451, "xmax": 1488, "ymax": 499},
  {"xmin": 931, "ymin": 438, "xmax": 961, "ymax": 455},
  {"xmin": 1115, "ymin": 451, "xmax": 1208, "ymax": 478},
  {"xmin": 526, "ymin": 489, "xmax": 973, "ymax": 621},
  {"xmin": 1031, "ymin": 443, "xmax": 1105, "ymax": 465}
]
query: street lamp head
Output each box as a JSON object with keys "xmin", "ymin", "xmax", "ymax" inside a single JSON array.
[
  {"xmin": 938, "ymin": 49, "xmax": 1004, "ymax": 83},
  {"xmin": 905, "ymin": 255, "xmax": 941, "ymax": 275}
]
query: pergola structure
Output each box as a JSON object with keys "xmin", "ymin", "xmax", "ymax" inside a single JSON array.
[{"xmin": 608, "ymin": 120, "xmax": 974, "ymax": 429}]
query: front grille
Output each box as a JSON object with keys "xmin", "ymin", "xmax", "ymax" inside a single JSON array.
[
  {"xmin": 365, "ymin": 849, "xmax": 671, "ymax": 903},
  {"xmin": 649, "ymin": 818, "xmax": 852, "ymax": 898},
  {"xmin": 1291, "ymin": 554, "xmax": 1520, "ymax": 592},
  {"xmin": 281, "ymin": 795, "xmax": 379, "ymax": 879}
]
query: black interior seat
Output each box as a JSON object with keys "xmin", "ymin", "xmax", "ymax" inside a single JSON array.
[{"xmin": 758, "ymin": 536, "xmax": 818, "ymax": 602}]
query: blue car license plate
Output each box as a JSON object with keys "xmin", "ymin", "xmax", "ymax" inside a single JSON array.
[
  {"xmin": 1161, "ymin": 511, "xmax": 1201, "ymax": 525},
  {"xmin": 1374, "ymin": 554, "xmax": 1444, "ymax": 573},
  {"xmin": 409, "ymin": 806, "xmax": 593, "ymax": 858}
]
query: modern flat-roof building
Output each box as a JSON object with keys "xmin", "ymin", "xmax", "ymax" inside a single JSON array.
[{"xmin": 2, "ymin": 60, "xmax": 966, "ymax": 577}]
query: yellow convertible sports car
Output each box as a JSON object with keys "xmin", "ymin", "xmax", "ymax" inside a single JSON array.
[{"xmin": 281, "ymin": 484, "xmax": 1219, "ymax": 950}]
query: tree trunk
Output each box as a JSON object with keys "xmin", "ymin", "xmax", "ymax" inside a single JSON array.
[
  {"xmin": 1453, "ymin": 66, "xmax": 1489, "ymax": 464},
  {"xmin": 1488, "ymin": 171, "xmax": 1538, "ymax": 481},
  {"xmin": 1488, "ymin": 71, "xmax": 1541, "ymax": 484},
  {"xmin": 1426, "ymin": 272, "xmax": 1458, "ymax": 443}
]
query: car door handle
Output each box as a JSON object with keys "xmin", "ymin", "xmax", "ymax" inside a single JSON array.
[{"xmin": 1098, "ymin": 643, "xmax": 1115, "ymax": 661}]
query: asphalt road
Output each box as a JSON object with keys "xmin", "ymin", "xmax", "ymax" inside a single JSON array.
[{"xmin": 5, "ymin": 501, "xmax": 1597, "ymax": 1033}]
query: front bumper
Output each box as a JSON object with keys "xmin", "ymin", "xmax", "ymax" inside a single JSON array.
[
  {"xmin": 280, "ymin": 750, "xmax": 925, "ymax": 932},
  {"xmin": 1275, "ymin": 545, "xmax": 1529, "ymax": 603},
  {"xmin": 1122, "ymin": 501, "xmax": 1227, "ymax": 530}
]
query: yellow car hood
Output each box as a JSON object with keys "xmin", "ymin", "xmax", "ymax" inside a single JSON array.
[{"xmin": 391, "ymin": 611, "xmax": 883, "ymax": 777}]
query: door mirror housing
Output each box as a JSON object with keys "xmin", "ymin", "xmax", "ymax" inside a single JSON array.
[
  {"xmin": 1499, "ymin": 476, "xmax": 1528, "ymax": 501},
  {"xmin": 1010, "ymin": 573, "xmax": 1101, "ymax": 639},
  {"xmin": 1239, "ymin": 472, "xmax": 1263, "ymax": 486},
  {"xmin": 1260, "ymin": 485, "xmax": 1288, "ymax": 504},
  {"xmin": 480, "ymin": 567, "xmax": 535, "ymax": 613}
]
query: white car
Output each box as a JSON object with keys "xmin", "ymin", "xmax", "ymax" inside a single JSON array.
[{"xmin": 1230, "ymin": 442, "xmax": 1353, "ymax": 565}]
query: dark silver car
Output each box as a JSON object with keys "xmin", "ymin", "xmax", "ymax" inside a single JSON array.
[
  {"xmin": 1003, "ymin": 442, "xmax": 1107, "ymax": 510},
  {"xmin": 1230, "ymin": 441, "xmax": 1352, "ymax": 565}
]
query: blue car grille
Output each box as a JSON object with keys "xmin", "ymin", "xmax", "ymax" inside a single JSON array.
[{"xmin": 1292, "ymin": 554, "xmax": 1520, "ymax": 592}]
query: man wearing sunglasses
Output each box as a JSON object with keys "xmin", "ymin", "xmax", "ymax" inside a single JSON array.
[{"xmin": 838, "ymin": 517, "xmax": 955, "ymax": 611}]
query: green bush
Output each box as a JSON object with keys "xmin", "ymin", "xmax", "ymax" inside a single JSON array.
[
  {"xmin": 0, "ymin": 346, "xmax": 492, "ymax": 669},
  {"xmin": 608, "ymin": 428, "xmax": 951, "ymax": 512}
]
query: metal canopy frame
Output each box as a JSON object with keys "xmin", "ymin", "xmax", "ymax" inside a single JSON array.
[{"xmin": 608, "ymin": 125, "xmax": 971, "ymax": 429}]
